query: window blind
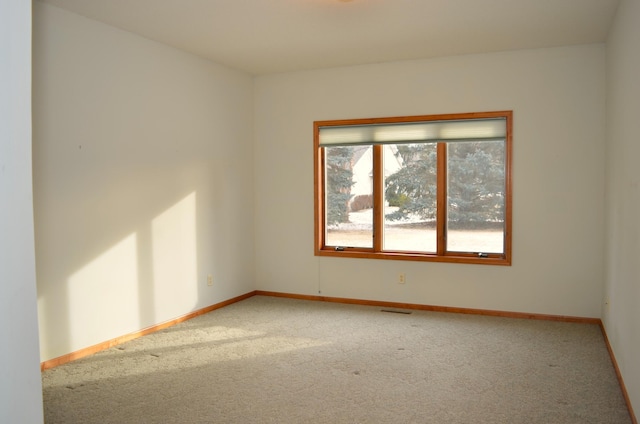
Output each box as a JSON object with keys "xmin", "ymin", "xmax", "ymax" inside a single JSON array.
[{"xmin": 319, "ymin": 118, "xmax": 506, "ymax": 146}]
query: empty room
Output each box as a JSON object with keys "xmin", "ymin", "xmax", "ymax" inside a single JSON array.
[{"xmin": 2, "ymin": 0, "xmax": 640, "ymax": 422}]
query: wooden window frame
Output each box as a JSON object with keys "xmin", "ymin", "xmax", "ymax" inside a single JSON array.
[{"xmin": 314, "ymin": 111, "xmax": 512, "ymax": 266}]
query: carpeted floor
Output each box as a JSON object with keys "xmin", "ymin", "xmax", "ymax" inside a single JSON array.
[{"xmin": 42, "ymin": 296, "xmax": 632, "ymax": 423}]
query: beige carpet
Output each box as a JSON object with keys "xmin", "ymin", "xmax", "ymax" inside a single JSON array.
[{"xmin": 42, "ymin": 296, "xmax": 632, "ymax": 423}]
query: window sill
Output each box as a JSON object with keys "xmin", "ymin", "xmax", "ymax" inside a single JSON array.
[{"xmin": 315, "ymin": 248, "xmax": 511, "ymax": 266}]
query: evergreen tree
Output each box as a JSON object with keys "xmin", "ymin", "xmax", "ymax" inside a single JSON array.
[
  {"xmin": 325, "ymin": 146, "xmax": 354, "ymax": 225},
  {"xmin": 385, "ymin": 143, "xmax": 437, "ymax": 221},
  {"xmin": 447, "ymin": 141, "xmax": 505, "ymax": 226},
  {"xmin": 384, "ymin": 141, "xmax": 505, "ymax": 227}
]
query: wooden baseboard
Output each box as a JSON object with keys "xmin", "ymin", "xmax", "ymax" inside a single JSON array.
[
  {"xmin": 254, "ymin": 290, "xmax": 601, "ymax": 324},
  {"xmin": 255, "ymin": 290, "xmax": 636, "ymax": 423},
  {"xmin": 599, "ymin": 322, "xmax": 638, "ymax": 424},
  {"xmin": 40, "ymin": 291, "xmax": 256, "ymax": 371},
  {"xmin": 40, "ymin": 288, "xmax": 637, "ymax": 423}
]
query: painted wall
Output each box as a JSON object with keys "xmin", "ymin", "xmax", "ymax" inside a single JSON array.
[
  {"xmin": 604, "ymin": 0, "xmax": 640, "ymax": 415},
  {"xmin": 0, "ymin": 1, "xmax": 45, "ymax": 422},
  {"xmin": 33, "ymin": 3, "xmax": 255, "ymax": 362},
  {"xmin": 254, "ymin": 45, "xmax": 606, "ymax": 318}
]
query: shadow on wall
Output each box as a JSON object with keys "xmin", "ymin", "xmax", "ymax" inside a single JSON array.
[
  {"xmin": 33, "ymin": 136, "xmax": 253, "ymax": 364},
  {"xmin": 65, "ymin": 192, "xmax": 198, "ymax": 345},
  {"xmin": 35, "ymin": 177, "xmax": 219, "ymax": 362},
  {"xmin": 31, "ymin": 1, "xmax": 255, "ymax": 364}
]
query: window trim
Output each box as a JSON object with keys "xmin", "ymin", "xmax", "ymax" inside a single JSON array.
[{"xmin": 314, "ymin": 111, "xmax": 512, "ymax": 266}]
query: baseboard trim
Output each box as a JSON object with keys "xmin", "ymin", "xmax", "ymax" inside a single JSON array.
[
  {"xmin": 40, "ymin": 291, "xmax": 256, "ymax": 371},
  {"xmin": 599, "ymin": 322, "xmax": 638, "ymax": 424},
  {"xmin": 255, "ymin": 290, "xmax": 636, "ymax": 423},
  {"xmin": 254, "ymin": 290, "xmax": 601, "ymax": 324},
  {"xmin": 39, "ymin": 288, "xmax": 637, "ymax": 423}
]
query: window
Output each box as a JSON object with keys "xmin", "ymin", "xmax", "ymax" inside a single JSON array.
[{"xmin": 314, "ymin": 111, "xmax": 512, "ymax": 265}]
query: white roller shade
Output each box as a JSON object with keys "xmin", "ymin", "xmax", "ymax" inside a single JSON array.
[{"xmin": 319, "ymin": 118, "xmax": 506, "ymax": 146}]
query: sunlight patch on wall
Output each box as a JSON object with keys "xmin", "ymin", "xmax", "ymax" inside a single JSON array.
[
  {"xmin": 151, "ymin": 192, "xmax": 198, "ymax": 314},
  {"xmin": 68, "ymin": 233, "xmax": 139, "ymax": 348}
]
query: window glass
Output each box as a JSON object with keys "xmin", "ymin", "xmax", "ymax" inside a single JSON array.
[
  {"xmin": 324, "ymin": 145, "xmax": 373, "ymax": 248},
  {"xmin": 315, "ymin": 111, "xmax": 512, "ymax": 265},
  {"xmin": 446, "ymin": 141, "xmax": 505, "ymax": 254},
  {"xmin": 383, "ymin": 143, "xmax": 437, "ymax": 252}
]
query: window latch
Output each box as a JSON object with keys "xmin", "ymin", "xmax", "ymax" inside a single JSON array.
[
  {"xmin": 477, "ymin": 252, "xmax": 488, "ymax": 258},
  {"xmin": 335, "ymin": 246, "xmax": 345, "ymax": 251}
]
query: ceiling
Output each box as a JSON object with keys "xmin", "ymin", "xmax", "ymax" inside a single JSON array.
[{"xmin": 39, "ymin": 0, "xmax": 620, "ymax": 75}]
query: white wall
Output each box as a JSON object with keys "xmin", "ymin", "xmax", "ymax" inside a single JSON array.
[
  {"xmin": 604, "ymin": 0, "xmax": 640, "ymax": 415},
  {"xmin": 33, "ymin": 3, "xmax": 255, "ymax": 362},
  {"xmin": 255, "ymin": 45, "xmax": 606, "ymax": 318},
  {"xmin": 0, "ymin": 1, "xmax": 45, "ymax": 422},
  {"xmin": 24, "ymin": 0, "xmax": 637, "ymax": 415}
]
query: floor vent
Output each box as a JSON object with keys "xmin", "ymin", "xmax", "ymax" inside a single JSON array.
[{"xmin": 381, "ymin": 309, "xmax": 412, "ymax": 315}]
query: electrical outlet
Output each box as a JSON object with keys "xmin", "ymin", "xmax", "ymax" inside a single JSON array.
[
  {"xmin": 207, "ymin": 274, "xmax": 213, "ymax": 286},
  {"xmin": 398, "ymin": 273, "xmax": 406, "ymax": 284}
]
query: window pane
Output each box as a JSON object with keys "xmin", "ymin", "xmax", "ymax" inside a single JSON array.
[
  {"xmin": 446, "ymin": 141, "xmax": 505, "ymax": 254},
  {"xmin": 383, "ymin": 143, "xmax": 437, "ymax": 252},
  {"xmin": 325, "ymin": 146, "xmax": 373, "ymax": 248}
]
